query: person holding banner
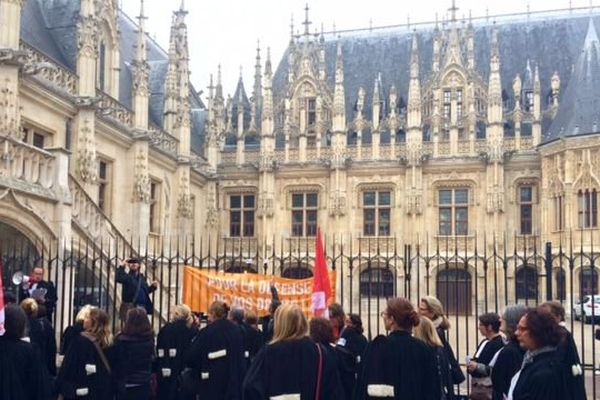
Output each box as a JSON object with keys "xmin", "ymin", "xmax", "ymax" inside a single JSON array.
[
  {"xmin": 184, "ymin": 301, "xmax": 245, "ymax": 400},
  {"xmin": 243, "ymin": 303, "xmax": 343, "ymax": 400}
]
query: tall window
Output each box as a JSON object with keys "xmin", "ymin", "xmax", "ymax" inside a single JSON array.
[
  {"xmin": 554, "ymin": 194, "xmax": 564, "ymax": 231},
  {"xmin": 519, "ymin": 186, "xmax": 533, "ymax": 235},
  {"xmin": 578, "ymin": 189, "xmax": 598, "ymax": 228},
  {"xmin": 97, "ymin": 160, "xmax": 110, "ymax": 213},
  {"xmin": 229, "ymin": 195, "xmax": 255, "ymax": 237},
  {"xmin": 291, "ymin": 193, "xmax": 318, "ymax": 237},
  {"xmin": 443, "ymin": 89, "xmax": 451, "ymax": 123},
  {"xmin": 98, "ymin": 42, "xmax": 106, "ymax": 91},
  {"xmin": 307, "ymin": 98, "xmax": 316, "ymax": 126},
  {"xmin": 524, "ymin": 91, "xmax": 534, "ymax": 112},
  {"xmin": 149, "ymin": 180, "xmax": 160, "ymax": 234},
  {"xmin": 363, "ymin": 191, "xmax": 391, "ymax": 236},
  {"xmin": 439, "ymin": 189, "xmax": 469, "ymax": 235},
  {"xmin": 456, "ymin": 89, "xmax": 463, "ymax": 121}
]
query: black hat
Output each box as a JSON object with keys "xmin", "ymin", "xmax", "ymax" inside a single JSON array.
[{"xmin": 127, "ymin": 258, "xmax": 140, "ymax": 264}]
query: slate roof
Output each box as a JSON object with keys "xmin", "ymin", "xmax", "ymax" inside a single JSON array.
[
  {"xmin": 272, "ymin": 9, "xmax": 600, "ymax": 142},
  {"xmin": 20, "ymin": 0, "xmax": 206, "ymax": 155},
  {"xmin": 545, "ymin": 19, "xmax": 600, "ymax": 143}
]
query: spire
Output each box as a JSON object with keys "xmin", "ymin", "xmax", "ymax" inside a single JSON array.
[
  {"xmin": 372, "ymin": 73, "xmax": 382, "ymax": 127},
  {"xmin": 408, "ymin": 33, "xmax": 421, "ymax": 129},
  {"xmin": 333, "ymin": 41, "xmax": 346, "ymax": 132},
  {"xmin": 262, "ymin": 47, "xmax": 274, "ymax": 137},
  {"xmin": 132, "ymin": 0, "xmax": 150, "ymax": 129},
  {"xmin": 290, "ymin": 14, "xmax": 295, "ymax": 44},
  {"xmin": 135, "ymin": 0, "xmax": 147, "ymax": 63},
  {"xmin": 449, "ymin": 0, "xmax": 459, "ymax": 24},
  {"xmin": 253, "ymin": 40, "xmax": 263, "ymax": 121},
  {"xmin": 487, "ymin": 28, "xmax": 502, "ymax": 124},
  {"xmin": 216, "ymin": 64, "xmax": 223, "ymax": 100},
  {"xmin": 302, "ymin": 3, "xmax": 312, "ymax": 38}
]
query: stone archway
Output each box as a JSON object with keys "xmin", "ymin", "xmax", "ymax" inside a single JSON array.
[{"xmin": 0, "ymin": 221, "xmax": 42, "ymax": 296}]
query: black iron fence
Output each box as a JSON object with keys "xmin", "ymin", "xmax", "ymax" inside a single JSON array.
[{"xmin": 1, "ymin": 232, "xmax": 600, "ymax": 397}]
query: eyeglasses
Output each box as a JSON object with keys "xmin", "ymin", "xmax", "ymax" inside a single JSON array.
[
  {"xmin": 516, "ymin": 324, "xmax": 529, "ymax": 332},
  {"xmin": 380, "ymin": 311, "xmax": 388, "ymax": 318}
]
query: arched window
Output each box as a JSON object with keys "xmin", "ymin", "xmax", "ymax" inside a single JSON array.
[
  {"xmin": 224, "ymin": 261, "xmax": 258, "ymax": 274},
  {"xmin": 516, "ymin": 266, "xmax": 538, "ymax": 301},
  {"xmin": 436, "ymin": 267, "xmax": 472, "ymax": 315},
  {"xmin": 282, "ymin": 265, "xmax": 313, "ymax": 279},
  {"xmin": 580, "ymin": 268, "xmax": 598, "ymax": 297},
  {"xmin": 360, "ymin": 268, "xmax": 394, "ymax": 298}
]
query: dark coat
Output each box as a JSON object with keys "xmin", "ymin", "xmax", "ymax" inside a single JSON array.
[
  {"xmin": 60, "ymin": 321, "xmax": 84, "ymax": 355},
  {"xmin": 155, "ymin": 320, "xmax": 196, "ymax": 400},
  {"xmin": 335, "ymin": 326, "xmax": 368, "ymax": 400},
  {"xmin": 115, "ymin": 267, "xmax": 156, "ymax": 313},
  {"xmin": 243, "ymin": 337, "xmax": 343, "ymax": 400},
  {"xmin": 338, "ymin": 326, "xmax": 368, "ymax": 362},
  {"xmin": 0, "ymin": 336, "xmax": 50, "ymax": 400},
  {"xmin": 436, "ymin": 326, "xmax": 463, "ymax": 399},
  {"xmin": 510, "ymin": 349, "xmax": 570, "ymax": 400},
  {"xmin": 491, "ymin": 340, "xmax": 525, "ymax": 400},
  {"xmin": 112, "ymin": 333, "xmax": 155, "ymax": 395},
  {"xmin": 556, "ymin": 326, "xmax": 586, "ymax": 400},
  {"xmin": 470, "ymin": 335, "xmax": 504, "ymax": 378},
  {"xmin": 185, "ymin": 318, "xmax": 245, "ymax": 400},
  {"xmin": 356, "ymin": 331, "xmax": 440, "ymax": 400},
  {"xmin": 29, "ymin": 316, "xmax": 57, "ymax": 376},
  {"xmin": 56, "ymin": 333, "xmax": 113, "ymax": 400},
  {"xmin": 19, "ymin": 280, "xmax": 57, "ymax": 322},
  {"xmin": 432, "ymin": 345, "xmax": 452, "ymax": 400}
]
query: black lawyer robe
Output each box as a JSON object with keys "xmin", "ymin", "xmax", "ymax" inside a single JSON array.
[
  {"xmin": 0, "ymin": 336, "xmax": 48, "ymax": 400},
  {"xmin": 60, "ymin": 321, "xmax": 84, "ymax": 355},
  {"xmin": 185, "ymin": 318, "xmax": 245, "ymax": 400},
  {"xmin": 355, "ymin": 331, "xmax": 440, "ymax": 400},
  {"xmin": 243, "ymin": 336, "xmax": 344, "ymax": 400},
  {"xmin": 556, "ymin": 326, "xmax": 586, "ymax": 400},
  {"xmin": 510, "ymin": 349, "xmax": 571, "ymax": 400},
  {"xmin": 155, "ymin": 319, "xmax": 197, "ymax": 400},
  {"xmin": 111, "ymin": 333, "xmax": 154, "ymax": 397},
  {"xmin": 470, "ymin": 335, "xmax": 504, "ymax": 378},
  {"xmin": 490, "ymin": 340, "xmax": 525, "ymax": 400},
  {"xmin": 56, "ymin": 333, "xmax": 113, "ymax": 400},
  {"xmin": 29, "ymin": 316, "xmax": 57, "ymax": 376}
]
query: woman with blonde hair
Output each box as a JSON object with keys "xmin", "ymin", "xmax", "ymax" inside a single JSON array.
[
  {"xmin": 56, "ymin": 307, "xmax": 113, "ymax": 400},
  {"xmin": 244, "ymin": 303, "xmax": 343, "ymax": 399},
  {"xmin": 420, "ymin": 295, "xmax": 464, "ymax": 397},
  {"xmin": 61, "ymin": 304, "xmax": 94, "ymax": 355},
  {"xmin": 414, "ymin": 316, "xmax": 453, "ymax": 400},
  {"xmin": 156, "ymin": 304, "xmax": 197, "ymax": 400}
]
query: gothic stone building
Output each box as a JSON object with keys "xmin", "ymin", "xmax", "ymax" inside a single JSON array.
[{"xmin": 0, "ymin": 1, "xmax": 599, "ymax": 319}]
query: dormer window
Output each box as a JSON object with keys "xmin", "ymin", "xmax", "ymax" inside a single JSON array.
[
  {"xmin": 524, "ymin": 90, "xmax": 534, "ymax": 112},
  {"xmin": 443, "ymin": 90, "xmax": 451, "ymax": 121},
  {"xmin": 456, "ymin": 89, "xmax": 463, "ymax": 121}
]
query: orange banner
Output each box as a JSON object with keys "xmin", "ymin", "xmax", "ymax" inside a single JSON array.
[{"xmin": 182, "ymin": 267, "xmax": 336, "ymax": 317}]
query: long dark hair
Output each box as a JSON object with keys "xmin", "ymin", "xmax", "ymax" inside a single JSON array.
[{"xmin": 122, "ymin": 307, "xmax": 154, "ymax": 337}]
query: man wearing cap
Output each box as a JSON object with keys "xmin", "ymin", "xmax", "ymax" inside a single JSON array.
[{"xmin": 116, "ymin": 258, "xmax": 158, "ymax": 325}]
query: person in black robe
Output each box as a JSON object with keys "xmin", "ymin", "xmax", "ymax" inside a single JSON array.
[
  {"xmin": 18, "ymin": 266, "xmax": 58, "ymax": 323},
  {"xmin": 112, "ymin": 307, "xmax": 155, "ymax": 400},
  {"xmin": 490, "ymin": 305, "xmax": 527, "ymax": 400},
  {"xmin": 21, "ymin": 299, "xmax": 57, "ymax": 377},
  {"xmin": 155, "ymin": 304, "xmax": 197, "ymax": 400},
  {"xmin": 356, "ymin": 297, "xmax": 439, "ymax": 400},
  {"xmin": 184, "ymin": 301, "xmax": 245, "ymax": 400},
  {"xmin": 466, "ymin": 313, "xmax": 504, "ymax": 400},
  {"xmin": 0, "ymin": 304, "xmax": 49, "ymax": 400},
  {"xmin": 244, "ymin": 310, "xmax": 265, "ymax": 360},
  {"xmin": 420, "ymin": 296, "xmax": 465, "ymax": 398},
  {"xmin": 56, "ymin": 307, "xmax": 114, "ymax": 400},
  {"xmin": 61, "ymin": 305, "xmax": 94, "ymax": 356},
  {"xmin": 338, "ymin": 314, "xmax": 368, "ymax": 360},
  {"xmin": 508, "ymin": 308, "xmax": 570, "ymax": 400},
  {"xmin": 244, "ymin": 304, "xmax": 343, "ymax": 400},
  {"xmin": 540, "ymin": 301, "xmax": 586, "ymax": 400},
  {"xmin": 414, "ymin": 316, "xmax": 453, "ymax": 400}
]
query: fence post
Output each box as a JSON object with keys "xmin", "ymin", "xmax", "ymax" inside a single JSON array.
[{"xmin": 545, "ymin": 241, "xmax": 553, "ymax": 301}]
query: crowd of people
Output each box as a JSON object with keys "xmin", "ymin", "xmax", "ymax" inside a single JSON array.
[{"xmin": 0, "ymin": 264, "xmax": 591, "ymax": 399}]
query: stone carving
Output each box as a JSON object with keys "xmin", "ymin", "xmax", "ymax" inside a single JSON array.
[
  {"xmin": 406, "ymin": 189, "xmax": 423, "ymax": 215},
  {"xmin": 0, "ymin": 78, "xmax": 21, "ymax": 139},
  {"xmin": 329, "ymin": 190, "xmax": 346, "ymax": 216},
  {"xmin": 77, "ymin": 14, "xmax": 99, "ymax": 58},
  {"xmin": 487, "ymin": 189, "xmax": 504, "ymax": 213},
  {"xmin": 205, "ymin": 183, "xmax": 219, "ymax": 228},
  {"xmin": 76, "ymin": 119, "xmax": 97, "ymax": 183},
  {"xmin": 257, "ymin": 193, "xmax": 274, "ymax": 218},
  {"xmin": 0, "ymin": 48, "xmax": 28, "ymax": 66},
  {"xmin": 133, "ymin": 148, "xmax": 150, "ymax": 203},
  {"xmin": 177, "ymin": 170, "xmax": 193, "ymax": 218}
]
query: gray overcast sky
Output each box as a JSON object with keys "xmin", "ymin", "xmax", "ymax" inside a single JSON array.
[{"xmin": 121, "ymin": 0, "xmax": 593, "ymax": 102}]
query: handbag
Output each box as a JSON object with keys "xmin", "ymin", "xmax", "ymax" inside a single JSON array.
[{"xmin": 315, "ymin": 343, "xmax": 324, "ymax": 400}]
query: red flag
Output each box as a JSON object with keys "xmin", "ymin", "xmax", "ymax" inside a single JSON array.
[
  {"xmin": 0, "ymin": 257, "xmax": 5, "ymax": 336},
  {"xmin": 312, "ymin": 227, "xmax": 332, "ymax": 318}
]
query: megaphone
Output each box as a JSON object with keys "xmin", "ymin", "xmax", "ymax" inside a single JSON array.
[{"xmin": 12, "ymin": 271, "xmax": 30, "ymax": 285}]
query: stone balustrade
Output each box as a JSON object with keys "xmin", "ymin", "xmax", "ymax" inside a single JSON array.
[
  {"xmin": 0, "ymin": 135, "xmax": 55, "ymax": 190},
  {"xmin": 96, "ymin": 90, "xmax": 133, "ymax": 127},
  {"xmin": 20, "ymin": 41, "xmax": 78, "ymax": 96},
  {"xmin": 148, "ymin": 124, "xmax": 178, "ymax": 155}
]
